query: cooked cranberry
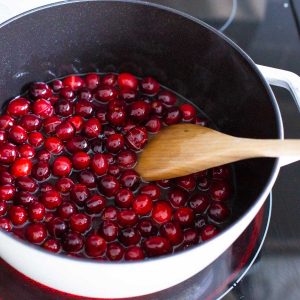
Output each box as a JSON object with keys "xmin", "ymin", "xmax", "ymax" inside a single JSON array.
[
  {"xmin": 140, "ymin": 76, "xmax": 160, "ymax": 95},
  {"xmin": 168, "ymin": 188, "xmax": 188, "ymax": 207},
  {"xmin": 71, "ymin": 152, "xmax": 90, "ymax": 170},
  {"xmin": 31, "ymin": 161, "xmax": 50, "ymax": 181},
  {"xmin": 125, "ymin": 126, "xmax": 147, "ymax": 151},
  {"xmin": 85, "ymin": 234, "xmax": 107, "ymax": 257},
  {"xmin": 28, "ymin": 202, "xmax": 45, "ymax": 222},
  {"xmin": 75, "ymin": 100, "xmax": 94, "ymax": 117},
  {"xmin": 194, "ymin": 215, "xmax": 207, "ymax": 231},
  {"xmin": 107, "ymin": 242, "xmax": 124, "ymax": 261},
  {"xmin": 137, "ymin": 218, "xmax": 157, "ymax": 237},
  {"xmin": 102, "ymin": 206, "xmax": 118, "ymax": 221},
  {"xmin": 98, "ymin": 175, "xmax": 120, "ymax": 197},
  {"xmin": 125, "ymin": 246, "xmax": 144, "ymax": 260},
  {"xmin": 63, "ymin": 75, "xmax": 84, "ymax": 91},
  {"xmin": 0, "ymin": 115, "xmax": 15, "ymax": 130},
  {"xmin": 160, "ymin": 222, "xmax": 183, "ymax": 245},
  {"xmin": 9, "ymin": 125, "xmax": 27, "ymax": 144},
  {"xmin": 139, "ymin": 184, "xmax": 160, "ymax": 201},
  {"xmin": 117, "ymin": 210, "xmax": 138, "ymax": 227},
  {"xmin": 144, "ymin": 236, "xmax": 171, "ymax": 257},
  {"xmin": 133, "ymin": 194, "xmax": 153, "ymax": 215},
  {"xmin": 91, "ymin": 154, "xmax": 108, "ymax": 176},
  {"xmin": 55, "ymin": 99, "xmax": 73, "ymax": 117},
  {"xmin": 56, "ymin": 178, "xmax": 74, "ymax": 193},
  {"xmin": 30, "ymin": 82, "xmax": 52, "ymax": 99},
  {"xmin": 26, "ymin": 223, "xmax": 47, "ymax": 244},
  {"xmin": 101, "ymin": 73, "xmax": 117, "ymax": 86},
  {"xmin": 158, "ymin": 90, "xmax": 177, "ymax": 107},
  {"xmin": 28, "ymin": 132, "xmax": 44, "ymax": 147},
  {"xmin": 108, "ymin": 164, "xmax": 120, "ymax": 177},
  {"xmin": 60, "ymin": 86, "xmax": 75, "ymax": 101},
  {"xmin": 83, "ymin": 118, "xmax": 101, "ymax": 138},
  {"xmin": 84, "ymin": 195, "xmax": 105, "ymax": 214},
  {"xmin": 55, "ymin": 121, "xmax": 75, "ymax": 141},
  {"xmin": 164, "ymin": 107, "xmax": 182, "ymax": 125},
  {"xmin": 145, "ymin": 117, "xmax": 162, "ymax": 133},
  {"xmin": 114, "ymin": 188, "xmax": 133, "ymax": 208},
  {"xmin": 68, "ymin": 115, "xmax": 84, "ymax": 132},
  {"xmin": 210, "ymin": 180, "xmax": 231, "ymax": 202},
  {"xmin": 11, "ymin": 158, "xmax": 32, "ymax": 177},
  {"xmin": 46, "ymin": 217, "xmax": 67, "ymax": 238},
  {"xmin": 78, "ymin": 170, "xmax": 96, "ymax": 188},
  {"xmin": 179, "ymin": 104, "xmax": 196, "ymax": 122},
  {"xmin": 119, "ymin": 227, "xmax": 140, "ymax": 246},
  {"xmin": 18, "ymin": 144, "xmax": 35, "ymax": 159},
  {"xmin": 189, "ymin": 193, "xmax": 210, "ymax": 214},
  {"xmin": 32, "ymin": 98, "xmax": 53, "ymax": 118},
  {"xmin": 43, "ymin": 239, "xmax": 61, "ymax": 253},
  {"xmin": 0, "ymin": 143, "xmax": 17, "ymax": 164},
  {"xmin": 44, "ymin": 137, "xmax": 63, "ymax": 154},
  {"xmin": 183, "ymin": 228, "xmax": 198, "ymax": 245},
  {"xmin": 41, "ymin": 190, "xmax": 62, "ymax": 210},
  {"xmin": 174, "ymin": 207, "xmax": 194, "ymax": 227},
  {"xmin": 0, "ymin": 200, "xmax": 7, "ymax": 216},
  {"xmin": 9, "ymin": 205, "xmax": 27, "ymax": 225},
  {"xmin": 129, "ymin": 100, "xmax": 150, "ymax": 123},
  {"xmin": 0, "ymin": 130, "xmax": 7, "ymax": 142},
  {"xmin": 0, "ymin": 184, "xmax": 15, "ymax": 201},
  {"xmin": 106, "ymin": 134, "xmax": 124, "ymax": 154},
  {"xmin": 194, "ymin": 117, "xmax": 207, "ymax": 126},
  {"xmin": 58, "ymin": 201, "xmax": 77, "ymax": 220},
  {"xmin": 208, "ymin": 202, "xmax": 230, "ymax": 222},
  {"xmin": 107, "ymin": 106, "xmax": 126, "ymax": 126},
  {"xmin": 70, "ymin": 184, "xmax": 90, "ymax": 207},
  {"xmin": 118, "ymin": 73, "xmax": 138, "ymax": 90},
  {"xmin": 62, "ymin": 232, "xmax": 84, "ymax": 253},
  {"xmin": 95, "ymin": 85, "xmax": 118, "ymax": 103},
  {"xmin": 16, "ymin": 176, "xmax": 37, "ymax": 192},
  {"xmin": 98, "ymin": 220, "xmax": 118, "ymax": 242},
  {"xmin": 116, "ymin": 150, "xmax": 137, "ymax": 169},
  {"xmin": 0, "ymin": 217, "xmax": 12, "ymax": 231},
  {"xmin": 200, "ymin": 224, "xmax": 219, "ymax": 241},
  {"xmin": 85, "ymin": 73, "xmax": 100, "ymax": 90},
  {"xmin": 119, "ymin": 170, "xmax": 140, "ymax": 190},
  {"xmin": 0, "ymin": 171, "xmax": 14, "ymax": 185},
  {"xmin": 152, "ymin": 201, "xmax": 172, "ymax": 224},
  {"xmin": 36, "ymin": 149, "xmax": 50, "ymax": 162},
  {"xmin": 19, "ymin": 114, "xmax": 42, "ymax": 131},
  {"xmin": 212, "ymin": 165, "xmax": 231, "ymax": 180},
  {"xmin": 176, "ymin": 175, "xmax": 196, "ymax": 191},
  {"xmin": 156, "ymin": 179, "xmax": 172, "ymax": 189},
  {"xmin": 198, "ymin": 176, "xmax": 211, "ymax": 190},
  {"xmin": 51, "ymin": 79, "xmax": 63, "ymax": 92},
  {"xmin": 70, "ymin": 213, "xmax": 91, "ymax": 233},
  {"xmin": 15, "ymin": 191, "xmax": 37, "ymax": 207},
  {"xmin": 66, "ymin": 136, "xmax": 88, "ymax": 153},
  {"xmin": 53, "ymin": 156, "xmax": 72, "ymax": 177}
]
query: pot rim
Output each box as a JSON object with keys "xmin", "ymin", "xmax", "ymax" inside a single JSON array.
[{"xmin": 0, "ymin": 0, "xmax": 283, "ymax": 266}]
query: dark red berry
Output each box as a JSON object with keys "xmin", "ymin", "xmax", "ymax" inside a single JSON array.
[
  {"xmin": 208, "ymin": 202, "xmax": 230, "ymax": 222},
  {"xmin": 11, "ymin": 158, "xmax": 32, "ymax": 177},
  {"xmin": 133, "ymin": 194, "xmax": 153, "ymax": 215},
  {"xmin": 119, "ymin": 170, "xmax": 140, "ymax": 190},
  {"xmin": 9, "ymin": 205, "xmax": 28, "ymax": 225},
  {"xmin": 179, "ymin": 104, "xmax": 196, "ymax": 122},
  {"xmin": 31, "ymin": 161, "xmax": 50, "ymax": 181},
  {"xmin": 144, "ymin": 236, "xmax": 171, "ymax": 257},
  {"xmin": 118, "ymin": 73, "xmax": 138, "ymax": 90},
  {"xmin": 83, "ymin": 118, "xmax": 101, "ymax": 138},
  {"xmin": 95, "ymin": 85, "xmax": 118, "ymax": 103},
  {"xmin": 152, "ymin": 201, "xmax": 172, "ymax": 224},
  {"xmin": 7, "ymin": 98, "xmax": 30, "ymax": 117},
  {"xmin": 91, "ymin": 154, "xmax": 108, "ymax": 176},
  {"xmin": 28, "ymin": 202, "xmax": 45, "ymax": 222},
  {"xmin": 62, "ymin": 232, "xmax": 84, "ymax": 253},
  {"xmin": 85, "ymin": 73, "xmax": 100, "ymax": 90},
  {"xmin": 210, "ymin": 180, "xmax": 231, "ymax": 202},
  {"xmin": 33, "ymin": 98, "xmax": 53, "ymax": 118},
  {"xmin": 52, "ymin": 156, "xmax": 72, "ymax": 177},
  {"xmin": 70, "ymin": 184, "xmax": 90, "ymax": 207},
  {"xmin": 125, "ymin": 126, "xmax": 148, "ymax": 151},
  {"xmin": 99, "ymin": 220, "xmax": 119, "ymax": 242},
  {"xmin": 30, "ymin": 82, "xmax": 52, "ymax": 99},
  {"xmin": 70, "ymin": 213, "xmax": 91, "ymax": 233},
  {"xmin": 85, "ymin": 234, "xmax": 107, "ymax": 257},
  {"xmin": 58, "ymin": 201, "xmax": 77, "ymax": 220},
  {"xmin": 160, "ymin": 222, "xmax": 183, "ymax": 245},
  {"xmin": 85, "ymin": 195, "xmax": 106, "ymax": 214},
  {"xmin": 201, "ymin": 224, "xmax": 219, "ymax": 241},
  {"xmin": 125, "ymin": 246, "xmax": 144, "ymax": 260},
  {"xmin": 168, "ymin": 188, "xmax": 188, "ymax": 207},
  {"xmin": 158, "ymin": 90, "xmax": 177, "ymax": 106},
  {"xmin": 41, "ymin": 190, "xmax": 62, "ymax": 209},
  {"xmin": 107, "ymin": 242, "xmax": 124, "ymax": 261},
  {"xmin": 174, "ymin": 207, "xmax": 194, "ymax": 227},
  {"xmin": 62, "ymin": 75, "xmax": 84, "ymax": 91},
  {"xmin": 72, "ymin": 152, "xmax": 90, "ymax": 170},
  {"xmin": 26, "ymin": 223, "xmax": 47, "ymax": 244}
]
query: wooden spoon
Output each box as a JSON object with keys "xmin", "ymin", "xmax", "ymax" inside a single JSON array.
[{"xmin": 135, "ymin": 123, "xmax": 300, "ymax": 181}]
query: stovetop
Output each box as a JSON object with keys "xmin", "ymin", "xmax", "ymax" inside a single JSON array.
[{"xmin": 0, "ymin": 1, "xmax": 300, "ymax": 299}]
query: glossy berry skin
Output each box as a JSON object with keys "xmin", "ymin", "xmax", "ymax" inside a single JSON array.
[
  {"xmin": 106, "ymin": 134, "xmax": 124, "ymax": 153},
  {"xmin": 16, "ymin": 191, "xmax": 37, "ymax": 207},
  {"xmin": 99, "ymin": 220, "xmax": 119, "ymax": 242},
  {"xmin": 63, "ymin": 75, "xmax": 84, "ymax": 91},
  {"xmin": 85, "ymin": 195, "xmax": 106, "ymax": 214},
  {"xmin": 102, "ymin": 74, "xmax": 117, "ymax": 86},
  {"xmin": 108, "ymin": 165, "xmax": 120, "ymax": 177},
  {"xmin": 44, "ymin": 137, "xmax": 63, "ymax": 154},
  {"xmin": 51, "ymin": 79, "xmax": 63, "ymax": 92},
  {"xmin": 7, "ymin": 98, "xmax": 30, "ymax": 117},
  {"xmin": 33, "ymin": 99, "xmax": 53, "ymax": 118},
  {"xmin": 129, "ymin": 100, "xmax": 151, "ymax": 123},
  {"xmin": 11, "ymin": 158, "xmax": 32, "ymax": 177},
  {"xmin": 43, "ymin": 239, "xmax": 61, "ymax": 253},
  {"xmin": 209, "ymin": 180, "xmax": 231, "ymax": 202},
  {"xmin": 55, "ymin": 99, "xmax": 74, "ymax": 117},
  {"xmin": 119, "ymin": 170, "xmax": 140, "ymax": 191},
  {"xmin": 125, "ymin": 126, "xmax": 148, "ymax": 151},
  {"xmin": 145, "ymin": 117, "xmax": 162, "ymax": 133},
  {"xmin": 28, "ymin": 202, "xmax": 45, "ymax": 222},
  {"xmin": 30, "ymin": 82, "xmax": 52, "ymax": 99},
  {"xmin": 189, "ymin": 193, "xmax": 210, "ymax": 214},
  {"xmin": 179, "ymin": 104, "xmax": 196, "ymax": 122},
  {"xmin": 98, "ymin": 175, "xmax": 120, "ymax": 197},
  {"xmin": 107, "ymin": 106, "xmax": 126, "ymax": 126},
  {"xmin": 53, "ymin": 156, "xmax": 72, "ymax": 177},
  {"xmin": 9, "ymin": 205, "xmax": 28, "ymax": 225},
  {"xmin": 118, "ymin": 73, "xmax": 138, "ymax": 90},
  {"xmin": 58, "ymin": 201, "xmax": 77, "ymax": 220},
  {"xmin": 151, "ymin": 100, "xmax": 165, "ymax": 117},
  {"xmin": 0, "ymin": 184, "xmax": 15, "ymax": 201},
  {"xmin": 194, "ymin": 215, "xmax": 207, "ymax": 231},
  {"xmin": 176, "ymin": 175, "xmax": 196, "ymax": 191},
  {"xmin": 208, "ymin": 202, "xmax": 230, "ymax": 222},
  {"xmin": 18, "ymin": 144, "xmax": 35, "ymax": 159},
  {"xmin": 66, "ymin": 136, "xmax": 88, "ymax": 153},
  {"xmin": 160, "ymin": 222, "xmax": 183, "ymax": 246},
  {"xmin": 117, "ymin": 210, "xmax": 138, "ymax": 227},
  {"xmin": 212, "ymin": 165, "xmax": 231, "ymax": 180},
  {"xmin": 28, "ymin": 132, "xmax": 44, "ymax": 147},
  {"xmin": 60, "ymin": 87, "xmax": 75, "ymax": 101},
  {"xmin": 78, "ymin": 170, "xmax": 96, "ymax": 188},
  {"xmin": 200, "ymin": 224, "xmax": 219, "ymax": 241},
  {"xmin": 168, "ymin": 188, "xmax": 188, "ymax": 208},
  {"xmin": 120, "ymin": 88, "xmax": 137, "ymax": 103},
  {"xmin": 0, "ymin": 200, "xmax": 7, "ymax": 216},
  {"xmin": 152, "ymin": 201, "xmax": 172, "ymax": 224},
  {"xmin": 114, "ymin": 188, "xmax": 134, "ymax": 208},
  {"xmin": 133, "ymin": 194, "xmax": 153, "ymax": 215},
  {"xmin": 75, "ymin": 100, "xmax": 94, "ymax": 118},
  {"xmin": 19, "ymin": 114, "xmax": 42, "ymax": 131},
  {"xmin": 0, "ymin": 115, "xmax": 14, "ymax": 131},
  {"xmin": 16, "ymin": 176, "xmax": 37, "ymax": 192},
  {"xmin": 91, "ymin": 154, "xmax": 108, "ymax": 176},
  {"xmin": 95, "ymin": 85, "xmax": 118, "ymax": 103},
  {"xmin": 26, "ymin": 223, "xmax": 47, "ymax": 244},
  {"xmin": 137, "ymin": 219, "xmax": 157, "ymax": 237},
  {"xmin": 70, "ymin": 213, "xmax": 91, "ymax": 233},
  {"xmin": 144, "ymin": 236, "xmax": 171, "ymax": 257},
  {"xmin": 72, "ymin": 152, "xmax": 90, "ymax": 170},
  {"xmin": 102, "ymin": 206, "xmax": 118, "ymax": 221},
  {"xmin": 9, "ymin": 125, "xmax": 27, "ymax": 144},
  {"xmin": 107, "ymin": 242, "xmax": 124, "ymax": 261},
  {"xmin": 70, "ymin": 184, "xmax": 90, "ymax": 207},
  {"xmin": 117, "ymin": 150, "xmax": 137, "ymax": 169},
  {"xmin": 83, "ymin": 118, "xmax": 101, "ymax": 138},
  {"xmin": 68, "ymin": 115, "xmax": 84, "ymax": 132},
  {"xmin": 139, "ymin": 184, "xmax": 161, "ymax": 201},
  {"xmin": 140, "ymin": 77, "xmax": 160, "ymax": 95},
  {"xmin": 119, "ymin": 227, "xmax": 140, "ymax": 246},
  {"xmin": 56, "ymin": 178, "xmax": 74, "ymax": 193},
  {"xmin": 31, "ymin": 161, "xmax": 50, "ymax": 181},
  {"xmin": 0, "ymin": 171, "xmax": 14, "ymax": 185},
  {"xmin": 62, "ymin": 232, "xmax": 84, "ymax": 253},
  {"xmin": 85, "ymin": 234, "xmax": 107, "ymax": 257},
  {"xmin": 164, "ymin": 107, "xmax": 182, "ymax": 125},
  {"xmin": 41, "ymin": 190, "xmax": 62, "ymax": 209},
  {"xmin": 0, "ymin": 143, "xmax": 17, "ymax": 164},
  {"xmin": 47, "ymin": 217, "xmax": 68, "ymax": 239},
  {"xmin": 0, "ymin": 217, "xmax": 12, "ymax": 232},
  {"xmin": 158, "ymin": 90, "xmax": 177, "ymax": 106},
  {"xmin": 183, "ymin": 228, "xmax": 198, "ymax": 245},
  {"xmin": 55, "ymin": 121, "xmax": 75, "ymax": 141},
  {"xmin": 125, "ymin": 246, "xmax": 144, "ymax": 261},
  {"xmin": 85, "ymin": 73, "xmax": 100, "ymax": 90},
  {"xmin": 174, "ymin": 207, "xmax": 194, "ymax": 227}
]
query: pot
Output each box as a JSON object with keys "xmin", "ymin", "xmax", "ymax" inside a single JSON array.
[{"xmin": 0, "ymin": 1, "xmax": 299, "ymax": 298}]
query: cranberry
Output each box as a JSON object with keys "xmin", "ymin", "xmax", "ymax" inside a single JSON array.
[
  {"xmin": 9, "ymin": 125, "xmax": 27, "ymax": 144},
  {"xmin": 85, "ymin": 234, "xmax": 107, "ymax": 257},
  {"xmin": 0, "ymin": 217, "xmax": 12, "ymax": 231},
  {"xmin": 0, "ymin": 143, "xmax": 17, "ymax": 163},
  {"xmin": 84, "ymin": 195, "xmax": 105, "ymax": 214},
  {"xmin": 179, "ymin": 104, "xmax": 196, "ymax": 122},
  {"xmin": 194, "ymin": 215, "xmax": 207, "ymax": 231},
  {"xmin": 137, "ymin": 219, "xmax": 157, "ymax": 237},
  {"xmin": 55, "ymin": 121, "xmax": 75, "ymax": 141},
  {"xmin": 44, "ymin": 137, "xmax": 63, "ymax": 154},
  {"xmin": 51, "ymin": 79, "xmax": 63, "ymax": 92},
  {"xmin": 75, "ymin": 100, "xmax": 94, "ymax": 117},
  {"xmin": 66, "ymin": 136, "xmax": 88, "ymax": 153},
  {"xmin": 62, "ymin": 232, "xmax": 84, "ymax": 253},
  {"xmin": 117, "ymin": 210, "xmax": 138, "ymax": 227},
  {"xmin": 30, "ymin": 82, "xmax": 52, "ymax": 99},
  {"xmin": 189, "ymin": 193, "xmax": 210, "ymax": 214},
  {"xmin": 70, "ymin": 213, "xmax": 91, "ymax": 233},
  {"xmin": 16, "ymin": 191, "xmax": 37, "ymax": 207},
  {"xmin": 129, "ymin": 100, "xmax": 151, "ymax": 123},
  {"xmin": 158, "ymin": 90, "xmax": 177, "ymax": 106},
  {"xmin": 151, "ymin": 99, "xmax": 165, "ymax": 117},
  {"xmin": 43, "ymin": 239, "xmax": 61, "ymax": 253},
  {"xmin": 208, "ymin": 202, "xmax": 230, "ymax": 222},
  {"xmin": 168, "ymin": 188, "xmax": 188, "ymax": 207},
  {"xmin": 28, "ymin": 202, "xmax": 45, "ymax": 222},
  {"xmin": 119, "ymin": 88, "xmax": 137, "ymax": 103},
  {"xmin": 145, "ymin": 117, "xmax": 162, "ymax": 133},
  {"xmin": 49, "ymin": 95, "xmax": 59, "ymax": 105},
  {"xmin": 28, "ymin": 132, "xmax": 44, "ymax": 147},
  {"xmin": 56, "ymin": 178, "xmax": 74, "ymax": 193},
  {"xmin": 114, "ymin": 188, "xmax": 133, "ymax": 208},
  {"xmin": 85, "ymin": 73, "xmax": 100, "ymax": 90},
  {"xmin": 201, "ymin": 224, "xmax": 219, "ymax": 241},
  {"xmin": 156, "ymin": 179, "xmax": 172, "ymax": 189},
  {"xmin": 0, "ymin": 130, "xmax": 7, "ymax": 142},
  {"xmin": 102, "ymin": 206, "xmax": 118, "ymax": 221},
  {"xmin": 0, "ymin": 184, "xmax": 15, "ymax": 201},
  {"xmin": 116, "ymin": 150, "xmax": 137, "ymax": 169},
  {"xmin": 103, "ymin": 125, "xmax": 116, "ymax": 137},
  {"xmin": 152, "ymin": 201, "xmax": 172, "ymax": 224},
  {"xmin": 72, "ymin": 152, "xmax": 90, "ymax": 170},
  {"xmin": 40, "ymin": 183, "xmax": 54, "ymax": 193},
  {"xmin": 174, "ymin": 207, "xmax": 194, "ymax": 227},
  {"xmin": 107, "ymin": 106, "xmax": 126, "ymax": 126},
  {"xmin": 212, "ymin": 165, "xmax": 231, "ymax": 180},
  {"xmin": 41, "ymin": 190, "xmax": 62, "ymax": 210},
  {"xmin": 210, "ymin": 180, "xmax": 231, "ymax": 202},
  {"xmin": 78, "ymin": 170, "xmax": 96, "ymax": 188},
  {"xmin": 119, "ymin": 170, "xmax": 140, "ymax": 190},
  {"xmin": 68, "ymin": 115, "xmax": 84, "ymax": 132},
  {"xmin": 138, "ymin": 185, "xmax": 159, "ymax": 202},
  {"xmin": 44, "ymin": 212, "xmax": 54, "ymax": 223},
  {"xmin": 99, "ymin": 220, "xmax": 119, "ymax": 242},
  {"xmin": 198, "ymin": 176, "xmax": 211, "ymax": 191},
  {"xmin": 19, "ymin": 114, "xmax": 42, "ymax": 131},
  {"xmin": 184, "ymin": 228, "xmax": 198, "ymax": 245},
  {"xmin": 101, "ymin": 74, "xmax": 117, "ymax": 86},
  {"xmin": 108, "ymin": 164, "xmax": 120, "ymax": 177},
  {"xmin": 7, "ymin": 98, "xmax": 30, "ymax": 117},
  {"xmin": 107, "ymin": 242, "xmax": 124, "ymax": 261},
  {"xmin": 60, "ymin": 86, "xmax": 75, "ymax": 101},
  {"xmin": 0, "ymin": 171, "xmax": 14, "ymax": 185},
  {"xmin": 9, "ymin": 205, "xmax": 27, "ymax": 225},
  {"xmin": 133, "ymin": 194, "xmax": 153, "ymax": 215},
  {"xmin": 26, "ymin": 223, "xmax": 47, "ymax": 244},
  {"xmin": 91, "ymin": 154, "xmax": 108, "ymax": 175},
  {"xmin": 95, "ymin": 106, "xmax": 107, "ymax": 124},
  {"xmin": 119, "ymin": 227, "xmax": 140, "ymax": 246},
  {"xmin": 70, "ymin": 184, "xmax": 90, "ymax": 207},
  {"xmin": 0, "ymin": 200, "xmax": 7, "ymax": 216},
  {"xmin": 164, "ymin": 107, "xmax": 182, "ymax": 125},
  {"xmin": 125, "ymin": 246, "xmax": 144, "ymax": 261},
  {"xmin": 58, "ymin": 201, "xmax": 77, "ymax": 220},
  {"xmin": 144, "ymin": 236, "xmax": 171, "ymax": 257},
  {"xmin": 53, "ymin": 156, "xmax": 72, "ymax": 177},
  {"xmin": 83, "ymin": 118, "xmax": 101, "ymax": 138},
  {"xmin": 118, "ymin": 73, "xmax": 138, "ymax": 90},
  {"xmin": 106, "ymin": 134, "xmax": 124, "ymax": 154},
  {"xmin": 0, "ymin": 115, "xmax": 15, "ymax": 131},
  {"xmin": 77, "ymin": 88, "xmax": 91, "ymax": 102},
  {"xmin": 176, "ymin": 175, "xmax": 196, "ymax": 191},
  {"xmin": 95, "ymin": 85, "xmax": 118, "ymax": 103},
  {"xmin": 54, "ymin": 99, "xmax": 73, "ymax": 117},
  {"xmin": 31, "ymin": 161, "xmax": 50, "ymax": 181},
  {"xmin": 16, "ymin": 176, "xmax": 37, "ymax": 192},
  {"xmin": 11, "ymin": 158, "xmax": 32, "ymax": 177},
  {"xmin": 140, "ymin": 76, "xmax": 159, "ymax": 95},
  {"xmin": 33, "ymin": 98, "xmax": 53, "ymax": 118},
  {"xmin": 63, "ymin": 75, "xmax": 84, "ymax": 91},
  {"xmin": 160, "ymin": 222, "xmax": 183, "ymax": 245},
  {"xmin": 18, "ymin": 144, "xmax": 35, "ymax": 159},
  {"xmin": 125, "ymin": 126, "xmax": 147, "ymax": 151},
  {"xmin": 98, "ymin": 175, "xmax": 120, "ymax": 197}
]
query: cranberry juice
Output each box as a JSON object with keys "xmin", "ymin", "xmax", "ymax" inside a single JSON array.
[{"xmin": 0, "ymin": 72, "xmax": 234, "ymax": 261}]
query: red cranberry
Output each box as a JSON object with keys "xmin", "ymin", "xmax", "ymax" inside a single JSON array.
[
  {"xmin": 7, "ymin": 98, "xmax": 30, "ymax": 117},
  {"xmin": 168, "ymin": 188, "xmax": 188, "ymax": 207},
  {"xmin": 179, "ymin": 104, "xmax": 196, "ymax": 122},
  {"xmin": 70, "ymin": 184, "xmax": 90, "ymax": 207},
  {"xmin": 68, "ymin": 115, "xmax": 84, "ymax": 132},
  {"xmin": 105, "ymin": 153, "xmax": 115, "ymax": 165},
  {"xmin": 129, "ymin": 100, "xmax": 151, "ymax": 123},
  {"xmin": 19, "ymin": 114, "xmax": 42, "ymax": 131},
  {"xmin": 9, "ymin": 205, "xmax": 27, "ymax": 225},
  {"xmin": 32, "ymin": 98, "xmax": 53, "ymax": 118},
  {"xmin": 0, "ymin": 184, "xmax": 15, "ymax": 201},
  {"xmin": 62, "ymin": 231, "xmax": 84, "ymax": 253},
  {"xmin": 75, "ymin": 100, "xmax": 94, "ymax": 118},
  {"xmin": 114, "ymin": 188, "xmax": 134, "ymax": 208},
  {"xmin": 70, "ymin": 213, "xmax": 91, "ymax": 233},
  {"xmin": 119, "ymin": 170, "xmax": 140, "ymax": 190},
  {"xmin": 0, "ymin": 171, "xmax": 14, "ymax": 185},
  {"xmin": 11, "ymin": 158, "xmax": 32, "ymax": 177},
  {"xmin": 125, "ymin": 246, "xmax": 144, "ymax": 261},
  {"xmin": 156, "ymin": 179, "xmax": 172, "ymax": 189},
  {"xmin": 99, "ymin": 220, "xmax": 119, "ymax": 242},
  {"xmin": 140, "ymin": 77, "xmax": 160, "ymax": 95},
  {"xmin": 26, "ymin": 223, "xmax": 47, "ymax": 244},
  {"xmin": 60, "ymin": 86, "xmax": 75, "ymax": 101},
  {"xmin": 31, "ymin": 161, "xmax": 50, "ymax": 181},
  {"xmin": 102, "ymin": 74, "xmax": 117, "ymax": 86},
  {"xmin": 30, "ymin": 82, "xmax": 52, "ymax": 99},
  {"xmin": 194, "ymin": 215, "xmax": 207, "ymax": 231},
  {"xmin": 55, "ymin": 99, "xmax": 74, "ymax": 117},
  {"xmin": 83, "ymin": 118, "xmax": 101, "ymax": 138},
  {"xmin": 51, "ymin": 79, "xmax": 63, "ymax": 92},
  {"xmin": 107, "ymin": 242, "xmax": 124, "ymax": 261},
  {"xmin": 176, "ymin": 175, "xmax": 196, "ymax": 191},
  {"xmin": 108, "ymin": 164, "xmax": 120, "ymax": 177},
  {"xmin": 84, "ymin": 195, "xmax": 105, "ymax": 214},
  {"xmin": 0, "ymin": 130, "xmax": 7, "ymax": 142},
  {"xmin": 0, "ymin": 115, "xmax": 15, "ymax": 130},
  {"xmin": 72, "ymin": 152, "xmax": 90, "ymax": 170},
  {"xmin": 58, "ymin": 201, "xmax": 77, "ymax": 220},
  {"xmin": 116, "ymin": 150, "xmax": 137, "ymax": 169},
  {"xmin": 46, "ymin": 217, "xmax": 67, "ymax": 238},
  {"xmin": 144, "ymin": 236, "xmax": 171, "ymax": 257},
  {"xmin": 118, "ymin": 73, "xmax": 138, "ymax": 90},
  {"xmin": 98, "ymin": 175, "xmax": 120, "ymax": 197},
  {"xmin": 40, "ymin": 183, "xmax": 54, "ymax": 193},
  {"xmin": 95, "ymin": 106, "xmax": 107, "ymax": 124},
  {"xmin": 139, "ymin": 184, "xmax": 161, "ymax": 201},
  {"xmin": 0, "ymin": 217, "xmax": 12, "ymax": 231},
  {"xmin": 55, "ymin": 121, "xmax": 75, "ymax": 141},
  {"xmin": 119, "ymin": 227, "xmax": 140, "ymax": 246},
  {"xmin": 208, "ymin": 202, "xmax": 230, "ymax": 222},
  {"xmin": 9, "ymin": 125, "xmax": 27, "ymax": 144},
  {"xmin": 0, "ymin": 143, "xmax": 17, "ymax": 163},
  {"xmin": 44, "ymin": 212, "xmax": 54, "ymax": 223},
  {"xmin": 95, "ymin": 85, "xmax": 118, "ymax": 103},
  {"xmin": 160, "ymin": 222, "xmax": 183, "ymax": 245},
  {"xmin": 16, "ymin": 176, "xmax": 37, "ymax": 192},
  {"xmin": 117, "ymin": 210, "xmax": 138, "ymax": 227},
  {"xmin": 49, "ymin": 95, "xmax": 59, "ymax": 105},
  {"xmin": 212, "ymin": 165, "xmax": 230, "ymax": 180},
  {"xmin": 145, "ymin": 117, "xmax": 162, "ymax": 133},
  {"xmin": 91, "ymin": 154, "xmax": 108, "ymax": 175},
  {"xmin": 78, "ymin": 88, "xmax": 92, "ymax": 102},
  {"xmin": 85, "ymin": 73, "xmax": 100, "ymax": 90},
  {"xmin": 152, "ymin": 201, "xmax": 172, "ymax": 224},
  {"xmin": 43, "ymin": 239, "xmax": 61, "ymax": 253},
  {"xmin": 183, "ymin": 228, "xmax": 198, "ymax": 245},
  {"xmin": 125, "ymin": 126, "xmax": 147, "ymax": 151},
  {"xmin": 102, "ymin": 206, "xmax": 118, "ymax": 221},
  {"xmin": 16, "ymin": 191, "xmax": 37, "ymax": 207},
  {"xmin": 36, "ymin": 149, "xmax": 51, "ymax": 161},
  {"xmin": 28, "ymin": 202, "xmax": 45, "ymax": 222},
  {"xmin": 107, "ymin": 106, "xmax": 126, "ymax": 126},
  {"xmin": 158, "ymin": 90, "xmax": 177, "ymax": 107},
  {"xmin": 66, "ymin": 136, "xmax": 88, "ymax": 153},
  {"xmin": 201, "ymin": 224, "xmax": 219, "ymax": 241},
  {"xmin": 133, "ymin": 194, "xmax": 153, "ymax": 215},
  {"xmin": 63, "ymin": 75, "xmax": 84, "ymax": 91},
  {"xmin": 18, "ymin": 144, "xmax": 35, "ymax": 159},
  {"xmin": 56, "ymin": 178, "xmax": 74, "ymax": 193},
  {"xmin": 210, "ymin": 180, "xmax": 231, "ymax": 202},
  {"xmin": 41, "ymin": 190, "xmax": 62, "ymax": 210},
  {"xmin": 28, "ymin": 132, "xmax": 44, "ymax": 147},
  {"xmin": 44, "ymin": 137, "xmax": 63, "ymax": 154},
  {"xmin": 85, "ymin": 234, "xmax": 107, "ymax": 257},
  {"xmin": 120, "ymin": 88, "xmax": 137, "ymax": 103},
  {"xmin": 164, "ymin": 107, "xmax": 182, "ymax": 125},
  {"xmin": 78, "ymin": 170, "xmax": 96, "ymax": 188},
  {"xmin": 174, "ymin": 207, "xmax": 194, "ymax": 227},
  {"xmin": 106, "ymin": 134, "xmax": 124, "ymax": 154},
  {"xmin": 189, "ymin": 193, "xmax": 210, "ymax": 214},
  {"xmin": 53, "ymin": 156, "xmax": 72, "ymax": 177},
  {"xmin": 137, "ymin": 219, "xmax": 158, "ymax": 237},
  {"xmin": 151, "ymin": 100, "xmax": 165, "ymax": 117},
  {"xmin": 0, "ymin": 200, "xmax": 7, "ymax": 216}
]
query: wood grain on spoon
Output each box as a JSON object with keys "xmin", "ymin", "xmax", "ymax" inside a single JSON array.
[{"xmin": 135, "ymin": 123, "xmax": 300, "ymax": 181}]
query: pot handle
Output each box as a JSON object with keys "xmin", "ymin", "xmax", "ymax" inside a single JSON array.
[{"xmin": 257, "ymin": 65, "xmax": 300, "ymax": 167}]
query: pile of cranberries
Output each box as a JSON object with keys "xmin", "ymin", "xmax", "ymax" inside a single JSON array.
[{"xmin": 0, "ymin": 72, "xmax": 233, "ymax": 261}]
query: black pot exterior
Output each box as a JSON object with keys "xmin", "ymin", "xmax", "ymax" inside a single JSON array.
[{"xmin": 0, "ymin": 0, "xmax": 281, "ymax": 224}]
